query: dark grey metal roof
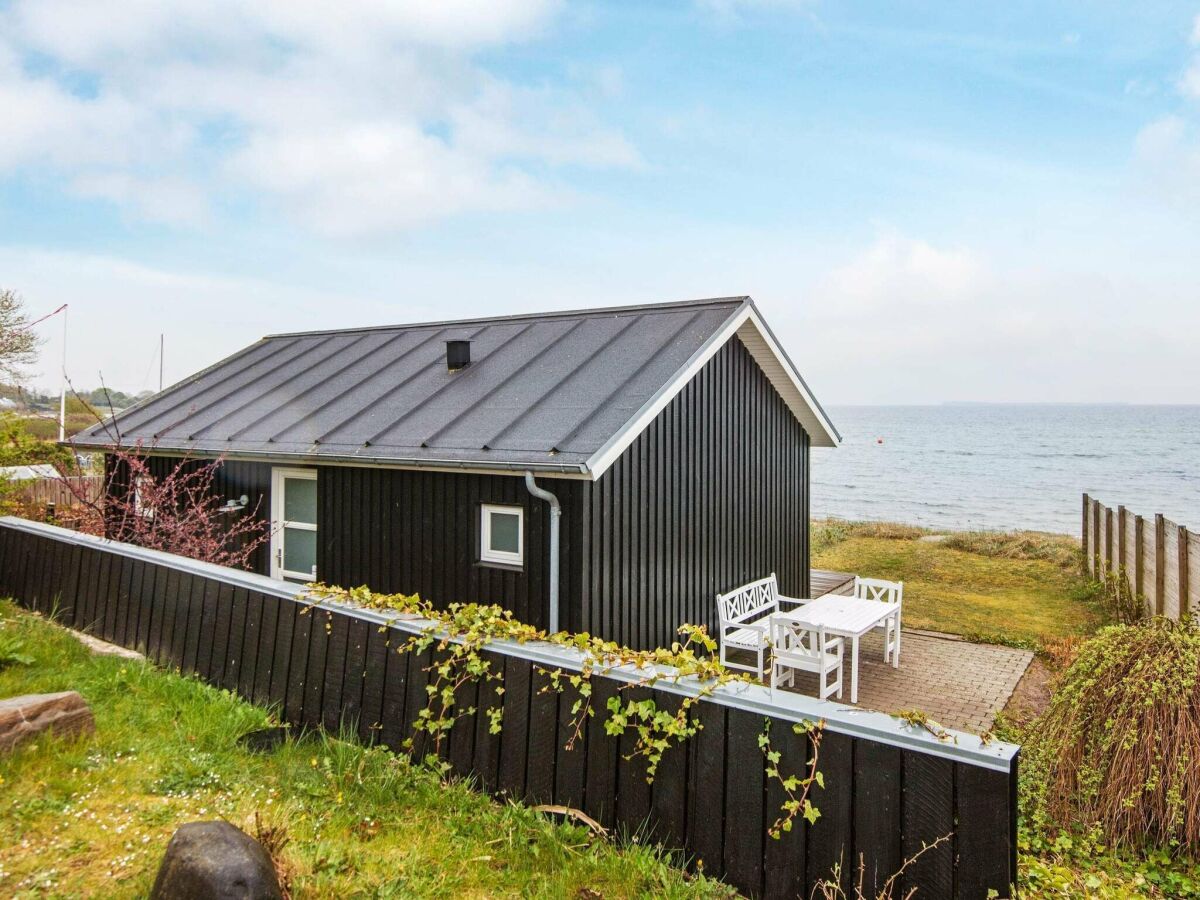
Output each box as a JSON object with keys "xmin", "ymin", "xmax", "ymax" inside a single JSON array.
[{"xmin": 75, "ymin": 297, "xmax": 771, "ymax": 474}]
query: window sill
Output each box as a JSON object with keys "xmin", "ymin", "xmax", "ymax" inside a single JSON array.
[{"xmin": 475, "ymin": 559, "xmax": 525, "ymax": 574}]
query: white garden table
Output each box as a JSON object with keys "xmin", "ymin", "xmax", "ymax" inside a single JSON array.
[{"xmin": 772, "ymin": 595, "xmax": 900, "ymax": 704}]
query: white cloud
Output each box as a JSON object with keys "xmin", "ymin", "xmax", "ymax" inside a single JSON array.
[
  {"xmin": 72, "ymin": 174, "xmax": 212, "ymax": 228},
  {"xmin": 1133, "ymin": 115, "xmax": 1200, "ymax": 206},
  {"xmin": 816, "ymin": 234, "xmax": 981, "ymax": 314},
  {"xmin": 0, "ymin": 0, "xmax": 638, "ymax": 234},
  {"xmin": 1181, "ymin": 59, "xmax": 1200, "ymax": 99},
  {"xmin": 1175, "ymin": 14, "xmax": 1200, "ymax": 98},
  {"xmin": 1129, "ymin": 16, "xmax": 1200, "ymax": 208},
  {"xmin": 777, "ymin": 232, "xmax": 1200, "ymax": 404},
  {"xmin": 1124, "ymin": 77, "xmax": 1159, "ymax": 97}
]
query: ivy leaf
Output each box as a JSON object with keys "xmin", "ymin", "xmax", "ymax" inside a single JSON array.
[{"xmin": 802, "ymin": 801, "xmax": 821, "ymax": 825}]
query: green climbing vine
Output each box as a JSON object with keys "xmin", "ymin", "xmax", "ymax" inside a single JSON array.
[
  {"xmin": 759, "ymin": 718, "xmax": 825, "ymax": 838},
  {"xmin": 301, "ymin": 582, "xmax": 825, "ymax": 828}
]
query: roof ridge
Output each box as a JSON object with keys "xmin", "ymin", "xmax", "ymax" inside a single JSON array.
[{"xmin": 262, "ymin": 295, "xmax": 750, "ymax": 340}]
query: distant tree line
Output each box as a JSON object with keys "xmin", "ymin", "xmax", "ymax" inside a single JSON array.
[{"xmin": 1, "ymin": 384, "xmax": 152, "ymax": 411}]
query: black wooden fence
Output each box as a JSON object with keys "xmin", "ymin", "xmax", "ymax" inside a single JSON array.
[{"xmin": 0, "ymin": 517, "xmax": 1018, "ymax": 899}]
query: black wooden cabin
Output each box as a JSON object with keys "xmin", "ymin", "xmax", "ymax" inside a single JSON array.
[{"xmin": 77, "ymin": 297, "xmax": 839, "ymax": 650}]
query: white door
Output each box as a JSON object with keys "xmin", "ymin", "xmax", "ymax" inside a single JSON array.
[{"xmin": 271, "ymin": 468, "xmax": 317, "ymax": 583}]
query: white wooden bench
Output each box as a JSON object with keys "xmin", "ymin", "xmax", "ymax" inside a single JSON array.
[{"xmin": 716, "ymin": 574, "xmax": 808, "ymax": 677}]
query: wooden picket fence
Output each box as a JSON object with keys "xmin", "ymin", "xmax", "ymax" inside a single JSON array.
[
  {"xmin": 1082, "ymin": 494, "xmax": 1199, "ymax": 621},
  {"xmin": 9, "ymin": 475, "xmax": 103, "ymax": 511}
]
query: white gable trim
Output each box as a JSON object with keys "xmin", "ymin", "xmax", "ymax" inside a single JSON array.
[
  {"xmin": 584, "ymin": 301, "xmax": 839, "ymax": 480},
  {"xmin": 735, "ymin": 307, "xmax": 841, "ymax": 449}
]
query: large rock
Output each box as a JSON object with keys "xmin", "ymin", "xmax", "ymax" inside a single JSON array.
[
  {"xmin": 150, "ymin": 821, "xmax": 283, "ymax": 900},
  {"xmin": 0, "ymin": 691, "xmax": 95, "ymax": 753}
]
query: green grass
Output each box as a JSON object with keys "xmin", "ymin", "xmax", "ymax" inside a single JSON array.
[
  {"xmin": 812, "ymin": 520, "xmax": 1106, "ymax": 648},
  {"xmin": 0, "ymin": 600, "xmax": 733, "ymax": 899}
]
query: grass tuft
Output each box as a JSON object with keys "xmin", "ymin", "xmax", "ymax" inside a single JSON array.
[
  {"xmin": 812, "ymin": 519, "xmax": 930, "ymax": 555},
  {"xmin": 939, "ymin": 530, "xmax": 1080, "ymax": 569}
]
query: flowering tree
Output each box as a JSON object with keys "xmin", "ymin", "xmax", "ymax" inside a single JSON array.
[{"xmin": 59, "ymin": 444, "xmax": 270, "ymax": 569}]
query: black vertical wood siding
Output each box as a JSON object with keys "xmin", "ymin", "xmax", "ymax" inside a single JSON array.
[
  {"xmin": 115, "ymin": 458, "xmax": 583, "ymax": 631},
  {"xmin": 581, "ymin": 336, "xmax": 810, "ymax": 648},
  {"xmin": 316, "ymin": 467, "xmax": 585, "ymax": 632},
  {"xmin": 0, "ymin": 520, "xmax": 1019, "ymax": 899}
]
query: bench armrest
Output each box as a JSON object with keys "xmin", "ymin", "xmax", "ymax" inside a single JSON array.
[
  {"xmin": 777, "ymin": 595, "xmax": 811, "ymax": 609},
  {"xmin": 724, "ymin": 617, "xmax": 769, "ymax": 634}
]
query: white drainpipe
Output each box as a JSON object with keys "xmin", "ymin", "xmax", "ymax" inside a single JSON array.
[{"xmin": 524, "ymin": 471, "xmax": 562, "ymax": 634}]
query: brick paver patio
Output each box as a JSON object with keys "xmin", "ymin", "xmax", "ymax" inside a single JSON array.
[{"xmin": 762, "ymin": 629, "xmax": 1033, "ymax": 734}]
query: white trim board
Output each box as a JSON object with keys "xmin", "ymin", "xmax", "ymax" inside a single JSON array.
[
  {"xmin": 479, "ymin": 502, "xmax": 524, "ymax": 567},
  {"xmin": 585, "ymin": 300, "xmax": 840, "ymax": 480},
  {"xmin": 270, "ymin": 467, "xmax": 318, "ymax": 581}
]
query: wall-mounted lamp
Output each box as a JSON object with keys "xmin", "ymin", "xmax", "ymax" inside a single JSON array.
[{"xmin": 218, "ymin": 494, "xmax": 250, "ymax": 514}]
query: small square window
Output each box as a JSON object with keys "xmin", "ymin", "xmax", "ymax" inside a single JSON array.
[{"xmin": 480, "ymin": 503, "xmax": 523, "ymax": 567}]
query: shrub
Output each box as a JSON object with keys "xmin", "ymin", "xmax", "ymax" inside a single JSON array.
[
  {"xmin": 1023, "ymin": 619, "xmax": 1200, "ymax": 853},
  {"xmin": 811, "ymin": 519, "xmax": 852, "ymax": 554},
  {"xmin": 941, "ymin": 529, "xmax": 1079, "ymax": 569}
]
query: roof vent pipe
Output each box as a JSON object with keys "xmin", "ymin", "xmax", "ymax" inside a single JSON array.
[
  {"xmin": 446, "ymin": 340, "xmax": 471, "ymax": 371},
  {"xmin": 524, "ymin": 471, "xmax": 562, "ymax": 634}
]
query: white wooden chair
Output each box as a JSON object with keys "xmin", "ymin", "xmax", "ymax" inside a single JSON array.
[
  {"xmin": 770, "ymin": 616, "xmax": 844, "ymax": 701},
  {"xmin": 716, "ymin": 574, "xmax": 806, "ymax": 677},
  {"xmin": 851, "ymin": 576, "xmax": 904, "ymax": 667}
]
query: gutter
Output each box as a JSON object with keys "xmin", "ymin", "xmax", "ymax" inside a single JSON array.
[
  {"xmin": 69, "ymin": 442, "xmax": 591, "ymax": 478},
  {"xmin": 524, "ymin": 471, "xmax": 563, "ymax": 634}
]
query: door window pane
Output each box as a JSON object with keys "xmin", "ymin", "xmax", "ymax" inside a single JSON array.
[
  {"xmin": 489, "ymin": 511, "xmax": 521, "ymax": 555},
  {"xmin": 284, "ymin": 477, "xmax": 317, "ymax": 524},
  {"xmin": 283, "ymin": 526, "xmax": 317, "ymax": 577}
]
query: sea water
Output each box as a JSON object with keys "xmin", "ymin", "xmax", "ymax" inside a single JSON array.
[{"xmin": 811, "ymin": 404, "xmax": 1200, "ymax": 534}]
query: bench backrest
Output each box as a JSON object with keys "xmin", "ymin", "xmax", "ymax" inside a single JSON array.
[
  {"xmin": 716, "ymin": 574, "xmax": 779, "ymax": 627},
  {"xmin": 771, "ymin": 616, "xmax": 834, "ymax": 664}
]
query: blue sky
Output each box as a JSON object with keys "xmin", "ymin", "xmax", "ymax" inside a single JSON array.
[{"xmin": 2, "ymin": 1, "xmax": 1199, "ymax": 403}]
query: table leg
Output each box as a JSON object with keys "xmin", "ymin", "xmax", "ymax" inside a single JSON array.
[
  {"xmin": 893, "ymin": 611, "xmax": 901, "ymax": 668},
  {"xmin": 851, "ymin": 634, "xmax": 860, "ymax": 704}
]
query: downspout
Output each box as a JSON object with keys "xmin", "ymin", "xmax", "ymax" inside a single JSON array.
[{"xmin": 524, "ymin": 471, "xmax": 562, "ymax": 634}]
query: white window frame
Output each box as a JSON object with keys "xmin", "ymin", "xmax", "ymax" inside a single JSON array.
[
  {"xmin": 480, "ymin": 503, "xmax": 524, "ymax": 567},
  {"xmin": 271, "ymin": 467, "xmax": 318, "ymax": 582},
  {"xmin": 133, "ymin": 474, "xmax": 153, "ymax": 519}
]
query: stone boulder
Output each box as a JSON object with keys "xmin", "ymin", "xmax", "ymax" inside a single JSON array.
[
  {"xmin": 150, "ymin": 821, "xmax": 283, "ymax": 900},
  {"xmin": 0, "ymin": 691, "xmax": 95, "ymax": 753}
]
